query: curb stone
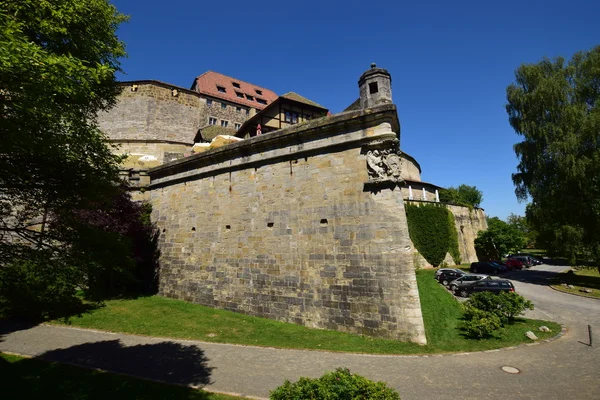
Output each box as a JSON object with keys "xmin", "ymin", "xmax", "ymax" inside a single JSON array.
[
  {"xmin": 549, "ymin": 285, "xmax": 600, "ymax": 301},
  {"xmin": 40, "ymin": 322, "xmax": 567, "ymax": 359}
]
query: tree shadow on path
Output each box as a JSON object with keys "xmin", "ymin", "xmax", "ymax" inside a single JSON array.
[
  {"xmin": 38, "ymin": 339, "xmax": 214, "ymax": 387},
  {"xmin": 0, "ymin": 319, "xmax": 38, "ymax": 343},
  {"xmin": 504, "ymin": 269, "xmax": 563, "ymax": 286}
]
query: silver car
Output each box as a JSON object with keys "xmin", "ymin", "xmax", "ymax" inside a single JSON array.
[{"xmin": 448, "ymin": 274, "xmax": 491, "ymax": 293}]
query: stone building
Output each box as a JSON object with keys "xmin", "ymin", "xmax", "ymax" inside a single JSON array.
[
  {"xmin": 235, "ymin": 92, "xmax": 329, "ymax": 138},
  {"xmin": 191, "ymin": 71, "xmax": 278, "ymax": 140},
  {"xmin": 96, "ymin": 64, "xmax": 486, "ymax": 343},
  {"xmin": 97, "ymin": 71, "xmax": 278, "ymax": 169}
]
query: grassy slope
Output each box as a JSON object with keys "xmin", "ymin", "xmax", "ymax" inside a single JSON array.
[
  {"xmin": 551, "ymin": 268, "xmax": 600, "ymax": 299},
  {"xmin": 50, "ymin": 270, "xmax": 560, "ymax": 354},
  {"xmin": 0, "ymin": 353, "xmax": 242, "ymax": 400}
]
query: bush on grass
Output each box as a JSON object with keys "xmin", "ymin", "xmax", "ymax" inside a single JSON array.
[
  {"xmin": 270, "ymin": 367, "xmax": 400, "ymax": 400},
  {"xmin": 462, "ymin": 305, "xmax": 502, "ymax": 338},
  {"xmin": 467, "ymin": 291, "xmax": 534, "ymax": 325},
  {"xmin": 0, "ymin": 257, "xmax": 85, "ymax": 320}
]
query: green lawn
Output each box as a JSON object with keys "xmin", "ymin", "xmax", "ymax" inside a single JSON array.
[
  {"xmin": 49, "ymin": 270, "xmax": 560, "ymax": 354},
  {"xmin": 0, "ymin": 353, "xmax": 243, "ymax": 400},
  {"xmin": 551, "ymin": 268, "xmax": 600, "ymax": 299}
]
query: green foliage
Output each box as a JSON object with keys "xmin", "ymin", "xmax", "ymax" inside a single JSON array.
[
  {"xmin": 0, "ymin": 257, "xmax": 86, "ymax": 320},
  {"xmin": 475, "ymin": 217, "xmax": 526, "ymax": 260},
  {"xmin": 405, "ymin": 203, "xmax": 461, "ymax": 267},
  {"xmin": 462, "ymin": 306, "xmax": 502, "ymax": 339},
  {"xmin": 506, "ymin": 46, "xmax": 600, "ymax": 264},
  {"xmin": 447, "ymin": 212, "xmax": 462, "ymax": 265},
  {"xmin": 270, "ymin": 367, "xmax": 400, "ymax": 400},
  {"xmin": 466, "ymin": 291, "xmax": 534, "ymax": 325},
  {"xmin": 0, "ymin": 1, "xmax": 138, "ymax": 316},
  {"xmin": 439, "ymin": 184, "xmax": 483, "ymax": 208},
  {"xmin": 506, "ymin": 213, "xmax": 537, "ymax": 248}
]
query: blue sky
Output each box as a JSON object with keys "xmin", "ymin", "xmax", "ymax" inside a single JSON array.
[{"xmin": 111, "ymin": 0, "xmax": 599, "ymax": 219}]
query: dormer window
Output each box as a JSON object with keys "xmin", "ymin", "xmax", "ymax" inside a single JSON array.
[
  {"xmin": 246, "ymin": 94, "xmax": 254, "ymax": 101},
  {"xmin": 255, "ymin": 89, "xmax": 263, "ymax": 95},
  {"xmin": 217, "ymin": 86, "xmax": 226, "ymax": 93},
  {"xmin": 256, "ymin": 98, "xmax": 267, "ymax": 105},
  {"xmin": 232, "ymin": 82, "xmax": 241, "ymax": 88},
  {"xmin": 236, "ymin": 92, "xmax": 244, "ymax": 98}
]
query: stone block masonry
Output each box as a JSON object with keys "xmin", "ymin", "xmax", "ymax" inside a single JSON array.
[
  {"xmin": 98, "ymin": 82, "xmax": 202, "ymax": 145},
  {"xmin": 148, "ymin": 104, "xmax": 426, "ymax": 344}
]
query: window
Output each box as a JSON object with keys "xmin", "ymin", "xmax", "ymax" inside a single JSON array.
[
  {"xmin": 256, "ymin": 98, "xmax": 267, "ymax": 105},
  {"xmin": 369, "ymin": 82, "xmax": 378, "ymax": 94},
  {"xmin": 221, "ymin": 120, "xmax": 228, "ymax": 127},
  {"xmin": 245, "ymin": 94, "xmax": 254, "ymax": 101},
  {"xmin": 208, "ymin": 117, "xmax": 217, "ymax": 125},
  {"xmin": 305, "ymin": 114, "xmax": 312, "ymax": 121},
  {"xmin": 232, "ymin": 82, "xmax": 241, "ymax": 88},
  {"xmin": 246, "ymin": 109, "xmax": 250, "ymax": 115},
  {"xmin": 217, "ymin": 86, "xmax": 226, "ymax": 93},
  {"xmin": 234, "ymin": 123, "xmax": 241, "ymax": 129},
  {"xmin": 236, "ymin": 92, "xmax": 244, "ymax": 98},
  {"xmin": 236, "ymin": 106, "xmax": 242, "ymax": 113},
  {"xmin": 284, "ymin": 110, "xmax": 298, "ymax": 124},
  {"xmin": 207, "ymin": 99, "xmax": 213, "ymax": 106},
  {"xmin": 255, "ymin": 89, "xmax": 263, "ymax": 95},
  {"xmin": 221, "ymin": 103, "xmax": 227, "ymax": 109}
]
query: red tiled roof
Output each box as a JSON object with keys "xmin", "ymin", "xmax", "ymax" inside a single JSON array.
[{"xmin": 192, "ymin": 71, "xmax": 278, "ymax": 110}]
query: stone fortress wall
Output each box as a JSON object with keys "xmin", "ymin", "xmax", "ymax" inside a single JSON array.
[
  {"xmin": 98, "ymin": 81, "xmax": 202, "ymax": 165},
  {"xmin": 149, "ymin": 105, "xmax": 427, "ymax": 344},
  {"xmin": 99, "ymin": 65, "xmax": 487, "ymax": 343}
]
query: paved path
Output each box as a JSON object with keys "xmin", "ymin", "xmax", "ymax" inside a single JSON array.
[{"xmin": 1, "ymin": 264, "xmax": 599, "ymax": 399}]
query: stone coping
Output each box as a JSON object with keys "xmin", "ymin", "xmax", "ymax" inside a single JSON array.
[
  {"xmin": 111, "ymin": 139, "xmax": 193, "ymax": 146},
  {"xmin": 404, "ymin": 179, "xmax": 443, "ymax": 190},
  {"xmin": 37, "ymin": 322, "xmax": 567, "ymax": 358},
  {"xmin": 117, "ymin": 80, "xmax": 199, "ymax": 96},
  {"xmin": 148, "ymin": 104, "xmax": 400, "ymax": 186}
]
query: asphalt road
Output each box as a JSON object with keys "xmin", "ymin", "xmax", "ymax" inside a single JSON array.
[{"xmin": 1, "ymin": 264, "xmax": 599, "ymax": 399}]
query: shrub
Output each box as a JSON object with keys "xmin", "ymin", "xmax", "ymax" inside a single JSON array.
[
  {"xmin": 466, "ymin": 291, "xmax": 534, "ymax": 325},
  {"xmin": 0, "ymin": 257, "xmax": 86, "ymax": 320},
  {"xmin": 270, "ymin": 367, "xmax": 400, "ymax": 400},
  {"xmin": 462, "ymin": 306, "xmax": 502, "ymax": 338},
  {"xmin": 405, "ymin": 203, "xmax": 459, "ymax": 267}
]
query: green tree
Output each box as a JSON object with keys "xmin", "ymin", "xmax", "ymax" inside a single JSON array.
[
  {"xmin": 506, "ymin": 46, "xmax": 600, "ymax": 266},
  {"xmin": 475, "ymin": 217, "xmax": 525, "ymax": 260},
  {"xmin": 506, "ymin": 213, "xmax": 537, "ymax": 248},
  {"xmin": 0, "ymin": 0, "xmax": 131, "ymax": 316},
  {"xmin": 439, "ymin": 184, "xmax": 483, "ymax": 208}
]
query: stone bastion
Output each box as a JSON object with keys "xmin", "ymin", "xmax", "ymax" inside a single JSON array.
[{"xmin": 147, "ymin": 104, "xmax": 427, "ymax": 344}]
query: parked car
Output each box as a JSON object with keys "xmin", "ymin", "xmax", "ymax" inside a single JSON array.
[
  {"xmin": 457, "ymin": 279, "xmax": 515, "ymax": 297},
  {"xmin": 503, "ymin": 258, "xmax": 524, "ymax": 270},
  {"xmin": 508, "ymin": 256, "xmax": 533, "ymax": 268},
  {"xmin": 435, "ymin": 268, "xmax": 459, "ymax": 278},
  {"xmin": 470, "ymin": 262, "xmax": 506, "ymax": 274},
  {"xmin": 520, "ymin": 255, "xmax": 543, "ymax": 265},
  {"xmin": 489, "ymin": 261, "xmax": 509, "ymax": 272},
  {"xmin": 436, "ymin": 269, "xmax": 466, "ymax": 286},
  {"xmin": 448, "ymin": 274, "xmax": 491, "ymax": 293}
]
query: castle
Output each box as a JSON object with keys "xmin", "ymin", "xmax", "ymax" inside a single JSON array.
[{"xmin": 98, "ymin": 65, "xmax": 486, "ymax": 344}]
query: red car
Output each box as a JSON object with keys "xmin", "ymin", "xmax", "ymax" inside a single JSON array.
[{"xmin": 503, "ymin": 258, "xmax": 523, "ymax": 271}]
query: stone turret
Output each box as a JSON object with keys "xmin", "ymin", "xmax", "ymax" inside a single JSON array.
[{"xmin": 358, "ymin": 63, "xmax": 392, "ymax": 109}]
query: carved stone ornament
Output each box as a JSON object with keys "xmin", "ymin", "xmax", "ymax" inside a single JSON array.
[{"xmin": 364, "ymin": 139, "xmax": 403, "ymax": 184}]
